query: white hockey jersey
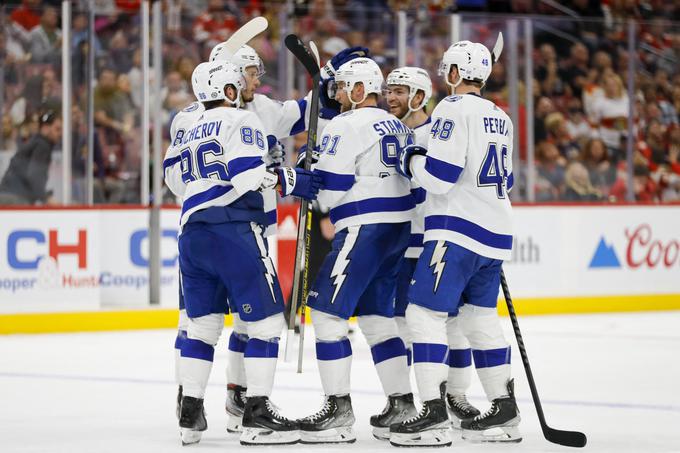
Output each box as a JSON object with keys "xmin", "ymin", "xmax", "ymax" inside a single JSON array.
[
  {"xmin": 176, "ymin": 106, "xmax": 268, "ymax": 229},
  {"xmin": 405, "ymin": 116, "xmax": 432, "ymax": 259},
  {"xmin": 411, "ymin": 94, "xmax": 514, "ymax": 260},
  {"xmin": 164, "ymin": 102, "xmax": 205, "ymax": 198},
  {"xmin": 164, "ymin": 94, "xmax": 313, "ymax": 236},
  {"xmin": 315, "ymin": 107, "xmax": 415, "ymax": 232}
]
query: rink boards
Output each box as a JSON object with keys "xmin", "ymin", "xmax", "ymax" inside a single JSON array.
[{"xmin": 0, "ymin": 204, "xmax": 679, "ymax": 333}]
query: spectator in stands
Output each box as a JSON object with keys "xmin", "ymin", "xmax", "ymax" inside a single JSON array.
[
  {"xmin": 580, "ymin": 138, "xmax": 616, "ymax": 195},
  {"xmin": 587, "ymin": 71, "xmax": 628, "ymax": 153},
  {"xmin": 10, "ymin": 0, "xmax": 41, "ymax": 33},
  {"xmin": 535, "ymin": 140, "xmax": 566, "ymax": 201},
  {"xmin": 559, "ymin": 42, "xmax": 589, "ymax": 98},
  {"xmin": 534, "ymin": 96, "xmax": 556, "ymax": 143},
  {"xmin": 545, "ymin": 112, "xmax": 580, "ymax": 159},
  {"xmin": 610, "ymin": 164, "xmax": 660, "ymax": 203},
  {"xmin": 0, "ymin": 110, "xmax": 61, "ymax": 205},
  {"xmin": 639, "ymin": 119, "xmax": 669, "ymax": 170},
  {"xmin": 535, "ymin": 43, "xmax": 563, "ymax": 97},
  {"xmin": 108, "ymin": 30, "xmax": 134, "ymax": 74},
  {"xmin": 8, "ymin": 68, "xmax": 61, "ymax": 132},
  {"xmin": 564, "ymin": 98, "xmax": 592, "ymax": 142},
  {"xmin": 562, "ymin": 161, "xmax": 603, "ymax": 201},
  {"xmin": 28, "ymin": 6, "xmax": 62, "ymax": 65},
  {"xmin": 175, "ymin": 56, "xmax": 197, "ymax": 90},
  {"xmin": 192, "ymin": 0, "xmax": 241, "ymax": 49}
]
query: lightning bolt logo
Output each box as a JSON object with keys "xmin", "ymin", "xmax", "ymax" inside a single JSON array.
[
  {"xmin": 429, "ymin": 241, "xmax": 448, "ymax": 293},
  {"xmin": 330, "ymin": 226, "xmax": 360, "ymax": 304},
  {"xmin": 251, "ymin": 225, "xmax": 276, "ymax": 301}
]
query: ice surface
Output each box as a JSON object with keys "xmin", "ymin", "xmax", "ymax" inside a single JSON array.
[{"xmin": 1, "ymin": 311, "xmax": 679, "ymax": 453}]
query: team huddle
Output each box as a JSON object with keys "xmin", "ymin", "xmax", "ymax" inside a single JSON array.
[{"xmin": 164, "ymin": 30, "xmax": 518, "ymax": 448}]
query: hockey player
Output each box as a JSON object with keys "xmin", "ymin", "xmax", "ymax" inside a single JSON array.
[
  {"xmin": 390, "ymin": 41, "xmax": 520, "ymax": 447},
  {"xmin": 166, "ymin": 43, "xmax": 367, "ymax": 433},
  {"xmin": 388, "ymin": 67, "xmax": 482, "ymax": 430},
  {"xmin": 297, "ymin": 57, "xmax": 417, "ymax": 444},
  {"xmin": 385, "ymin": 66, "xmax": 482, "ymax": 430},
  {"xmin": 176, "ymin": 60, "xmax": 321, "ymax": 446}
]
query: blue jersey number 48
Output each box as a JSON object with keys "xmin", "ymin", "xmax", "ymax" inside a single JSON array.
[{"xmin": 477, "ymin": 142, "xmax": 509, "ymax": 198}]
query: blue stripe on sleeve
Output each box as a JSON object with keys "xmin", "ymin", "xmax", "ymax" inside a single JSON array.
[
  {"xmin": 316, "ymin": 338, "xmax": 352, "ymax": 361},
  {"xmin": 316, "ymin": 169, "xmax": 355, "ymax": 191},
  {"xmin": 424, "ymin": 215, "xmax": 513, "ymax": 250},
  {"xmin": 409, "ymin": 234, "xmax": 424, "ymax": 248},
  {"xmin": 163, "ymin": 155, "xmax": 182, "ymax": 172},
  {"xmin": 472, "ymin": 347, "xmax": 511, "ymax": 368},
  {"xmin": 411, "ymin": 187, "xmax": 426, "ymax": 204},
  {"xmin": 507, "ymin": 172, "xmax": 514, "ymax": 190},
  {"xmin": 424, "ymin": 156, "xmax": 464, "ymax": 184},
  {"xmin": 370, "ymin": 337, "xmax": 407, "ymax": 365},
  {"xmin": 228, "ymin": 156, "xmax": 264, "ymax": 177},
  {"xmin": 181, "ymin": 185, "xmax": 233, "ymax": 217},
  {"xmin": 449, "ymin": 348, "xmax": 472, "ymax": 368},
  {"xmin": 266, "ymin": 209, "xmax": 277, "ymax": 227},
  {"xmin": 412, "ymin": 343, "xmax": 449, "ymax": 364},
  {"xmin": 244, "ymin": 338, "xmax": 279, "ymax": 358},
  {"xmin": 228, "ymin": 332, "xmax": 248, "ymax": 353},
  {"xmin": 181, "ymin": 338, "xmax": 215, "ymax": 362},
  {"xmin": 290, "ymin": 99, "xmax": 307, "ymax": 136},
  {"xmin": 330, "ymin": 195, "xmax": 415, "ymax": 224}
]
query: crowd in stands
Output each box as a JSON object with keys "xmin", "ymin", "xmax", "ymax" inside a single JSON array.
[{"xmin": 1, "ymin": 0, "xmax": 679, "ymax": 204}]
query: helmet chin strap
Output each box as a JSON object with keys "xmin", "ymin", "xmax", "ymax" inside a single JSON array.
[
  {"xmin": 348, "ymin": 83, "xmax": 367, "ymax": 110},
  {"xmin": 444, "ymin": 65, "xmax": 463, "ymax": 94}
]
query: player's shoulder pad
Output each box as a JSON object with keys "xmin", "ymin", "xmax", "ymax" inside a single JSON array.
[{"xmin": 182, "ymin": 101, "xmax": 201, "ymax": 113}]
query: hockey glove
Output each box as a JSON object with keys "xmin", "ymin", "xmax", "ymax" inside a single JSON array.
[
  {"xmin": 397, "ymin": 145, "xmax": 428, "ymax": 179},
  {"xmin": 264, "ymin": 135, "xmax": 285, "ymax": 169},
  {"xmin": 276, "ymin": 166, "xmax": 323, "ymax": 200},
  {"xmin": 295, "ymin": 144, "xmax": 321, "ymax": 169}
]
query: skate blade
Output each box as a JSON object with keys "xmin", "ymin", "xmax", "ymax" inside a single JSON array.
[
  {"xmin": 447, "ymin": 412, "xmax": 462, "ymax": 430},
  {"xmin": 239, "ymin": 427, "xmax": 300, "ymax": 445},
  {"xmin": 372, "ymin": 426, "xmax": 390, "ymax": 441},
  {"xmin": 180, "ymin": 428, "xmax": 203, "ymax": 446},
  {"xmin": 462, "ymin": 424, "xmax": 522, "ymax": 443},
  {"xmin": 390, "ymin": 429, "xmax": 452, "ymax": 448},
  {"xmin": 299, "ymin": 426, "xmax": 356, "ymax": 444},
  {"xmin": 226, "ymin": 414, "xmax": 243, "ymax": 433}
]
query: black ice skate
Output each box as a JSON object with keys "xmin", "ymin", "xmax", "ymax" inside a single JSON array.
[
  {"xmin": 298, "ymin": 395, "xmax": 356, "ymax": 444},
  {"xmin": 239, "ymin": 396, "xmax": 300, "ymax": 445},
  {"xmin": 175, "ymin": 385, "xmax": 182, "ymax": 419},
  {"xmin": 446, "ymin": 393, "xmax": 481, "ymax": 429},
  {"xmin": 225, "ymin": 384, "xmax": 247, "ymax": 433},
  {"xmin": 390, "ymin": 382, "xmax": 451, "ymax": 447},
  {"xmin": 370, "ymin": 393, "xmax": 418, "ymax": 440},
  {"xmin": 178, "ymin": 396, "xmax": 207, "ymax": 446},
  {"xmin": 461, "ymin": 379, "xmax": 522, "ymax": 443}
]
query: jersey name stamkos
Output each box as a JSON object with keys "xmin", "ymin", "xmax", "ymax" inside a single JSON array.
[
  {"xmin": 412, "ymin": 94, "xmax": 514, "ymax": 260},
  {"xmin": 315, "ymin": 107, "xmax": 415, "ymax": 231}
]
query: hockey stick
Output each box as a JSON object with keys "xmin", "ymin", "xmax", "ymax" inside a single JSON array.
[
  {"xmin": 222, "ymin": 17, "xmax": 268, "ymax": 55},
  {"xmin": 284, "ymin": 34, "xmax": 321, "ymax": 372},
  {"xmin": 500, "ymin": 269, "xmax": 587, "ymax": 448},
  {"xmin": 491, "ymin": 31, "xmax": 504, "ymax": 63}
]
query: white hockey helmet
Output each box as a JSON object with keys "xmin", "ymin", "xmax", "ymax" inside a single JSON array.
[
  {"xmin": 192, "ymin": 60, "xmax": 245, "ymax": 106},
  {"xmin": 386, "ymin": 66, "xmax": 433, "ymax": 118},
  {"xmin": 439, "ymin": 40, "xmax": 492, "ymax": 89},
  {"xmin": 232, "ymin": 44, "xmax": 265, "ymax": 78},
  {"xmin": 334, "ymin": 57, "xmax": 384, "ymax": 109}
]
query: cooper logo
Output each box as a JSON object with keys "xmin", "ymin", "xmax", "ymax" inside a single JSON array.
[
  {"xmin": 626, "ymin": 224, "xmax": 679, "ymax": 269},
  {"xmin": 242, "ymin": 304, "xmax": 252, "ymax": 314}
]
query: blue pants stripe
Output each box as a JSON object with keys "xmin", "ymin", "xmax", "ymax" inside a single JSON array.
[
  {"xmin": 412, "ymin": 343, "xmax": 449, "ymax": 364},
  {"xmin": 228, "ymin": 332, "xmax": 248, "ymax": 353},
  {"xmin": 448, "ymin": 348, "xmax": 472, "ymax": 368},
  {"xmin": 174, "ymin": 329, "xmax": 187, "ymax": 350},
  {"xmin": 181, "ymin": 338, "xmax": 215, "ymax": 362},
  {"xmin": 472, "ymin": 347, "xmax": 511, "ymax": 368},
  {"xmin": 244, "ymin": 338, "xmax": 279, "ymax": 358},
  {"xmin": 316, "ymin": 338, "xmax": 352, "ymax": 361},
  {"xmin": 370, "ymin": 337, "xmax": 407, "ymax": 365}
]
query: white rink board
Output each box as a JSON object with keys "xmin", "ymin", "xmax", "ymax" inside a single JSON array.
[{"xmin": 0, "ymin": 205, "xmax": 679, "ymax": 313}]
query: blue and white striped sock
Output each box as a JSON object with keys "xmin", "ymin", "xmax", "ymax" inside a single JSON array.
[
  {"xmin": 473, "ymin": 346, "xmax": 512, "ymax": 400},
  {"xmin": 180, "ymin": 338, "xmax": 215, "ymax": 399},
  {"xmin": 370, "ymin": 337, "xmax": 411, "ymax": 396},
  {"xmin": 316, "ymin": 338, "xmax": 352, "ymax": 396},
  {"xmin": 227, "ymin": 331, "xmax": 248, "ymax": 387},
  {"xmin": 447, "ymin": 348, "xmax": 472, "ymax": 395},
  {"xmin": 412, "ymin": 343, "xmax": 449, "ymax": 401},
  {"xmin": 244, "ymin": 338, "xmax": 279, "ymax": 397}
]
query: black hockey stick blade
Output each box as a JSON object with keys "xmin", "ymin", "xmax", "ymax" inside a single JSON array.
[
  {"xmin": 284, "ymin": 34, "xmax": 321, "ymax": 78},
  {"xmin": 500, "ymin": 270, "xmax": 587, "ymax": 448},
  {"xmin": 543, "ymin": 426, "xmax": 587, "ymax": 448}
]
